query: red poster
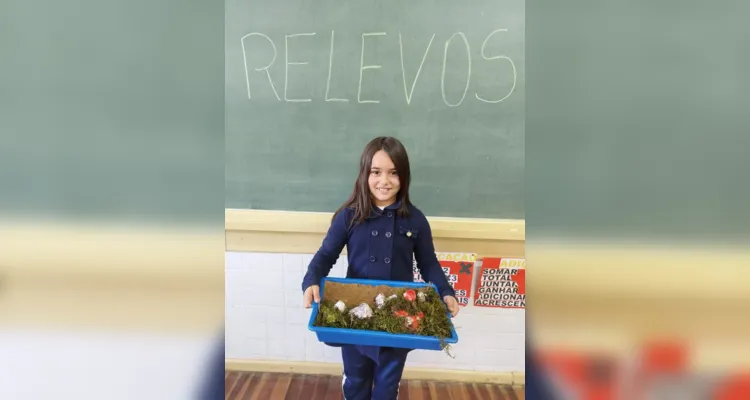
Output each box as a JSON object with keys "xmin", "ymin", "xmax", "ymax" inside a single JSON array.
[
  {"xmin": 474, "ymin": 257, "xmax": 526, "ymax": 309},
  {"xmin": 413, "ymin": 252, "xmax": 476, "ymax": 307}
]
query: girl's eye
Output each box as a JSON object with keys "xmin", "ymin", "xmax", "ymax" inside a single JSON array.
[
  {"xmin": 390, "ymin": 171, "xmax": 398, "ymax": 176},
  {"xmin": 371, "ymin": 170, "xmax": 380, "ymax": 176}
]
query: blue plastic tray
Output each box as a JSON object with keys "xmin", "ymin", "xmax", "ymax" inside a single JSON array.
[{"xmin": 308, "ymin": 277, "xmax": 458, "ymax": 351}]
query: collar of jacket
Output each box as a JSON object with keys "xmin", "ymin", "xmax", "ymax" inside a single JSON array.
[{"xmin": 366, "ymin": 199, "xmax": 402, "ymax": 219}]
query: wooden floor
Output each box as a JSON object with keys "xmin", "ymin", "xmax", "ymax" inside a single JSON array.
[{"xmin": 225, "ymin": 371, "xmax": 524, "ymax": 400}]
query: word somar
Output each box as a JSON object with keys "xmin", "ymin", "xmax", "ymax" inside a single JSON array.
[{"xmin": 240, "ymin": 30, "xmax": 517, "ymax": 106}]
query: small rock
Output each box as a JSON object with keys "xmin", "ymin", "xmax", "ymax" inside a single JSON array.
[
  {"xmin": 375, "ymin": 293, "xmax": 386, "ymax": 309},
  {"xmin": 349, "ymin": 303, "xmax": 373, "ymax": 319},
  {"xmin": 334, "ymin": 300, "xmax": 346, "ymax": 313},
  {"xmin": 377, "ymin": 293, "xmax": 397, "ymax": 308}
]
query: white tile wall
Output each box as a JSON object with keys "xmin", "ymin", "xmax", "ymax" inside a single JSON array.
[{"xmin": 225, "ymin": 251, "xmax": 525, "ymax": 372}]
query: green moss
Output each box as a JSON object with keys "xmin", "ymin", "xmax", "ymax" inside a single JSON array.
[{"xmin": 313, "ymin": 287, "xmax": 455, "ymax": 356}]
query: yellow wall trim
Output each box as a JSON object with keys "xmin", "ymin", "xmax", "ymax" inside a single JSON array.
[
  {"xmin": 225, "ymin": 209, "xmax": 525, "ymax": 240},
  {"xmin": 0, "ymin": 219, "xmax": 223, "ymax": 285},
  {"xmin": 225, "ymin": 208, "xmax": 525, "ymax": 257},
  {"xmin": 225, "ymin": 358, "xmax": 524, "ymax": 386}
]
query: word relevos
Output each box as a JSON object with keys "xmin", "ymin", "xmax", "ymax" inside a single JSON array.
[{"xmin": 240, "ymin": 29, "xmax": 517, "ymax": 106}]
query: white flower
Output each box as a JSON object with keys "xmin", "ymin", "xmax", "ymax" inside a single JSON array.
[{"xmin": 417, "ymin": 292, "xmax": 426, "ymax": 302}]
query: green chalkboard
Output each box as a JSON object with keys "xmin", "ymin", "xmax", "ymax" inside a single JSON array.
[
  {"xmin": 0, "ymin": 0, "xmax": 223, "ymax": 223},
  {"xmin": 225, "ymin": 0, "xmax": 525, "ymax": 219}
]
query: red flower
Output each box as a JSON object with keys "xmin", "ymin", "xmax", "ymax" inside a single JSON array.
[
  {"xmin": 393, "ymin": 310, "xmax": 409, "ymax": 318},
  {"xmin": 403, "ymin": 290, "xmax": 416, "ymax": 302}
]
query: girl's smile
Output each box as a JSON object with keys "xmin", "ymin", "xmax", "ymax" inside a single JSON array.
[{"xmin": 368, "ymin": 149, "xmax": 401, "ymax": 207}]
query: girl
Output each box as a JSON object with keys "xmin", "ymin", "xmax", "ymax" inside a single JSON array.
[{"xmin": 301, "ymin": 136, "xmax": 459, "ymax": 400}]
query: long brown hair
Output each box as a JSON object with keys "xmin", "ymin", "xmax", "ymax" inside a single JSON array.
[{"xmin": 333, "ymin": 136, "xmax": 412, "ymax": 225}]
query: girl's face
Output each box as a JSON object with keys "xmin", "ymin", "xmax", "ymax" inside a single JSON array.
[{"xmin": 368, "ymin": 149, "xmax": 400, "ymax": 207}]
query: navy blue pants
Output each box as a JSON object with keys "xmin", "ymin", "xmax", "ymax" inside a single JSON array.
[{"xmin": 341, "ymin": 345, "xmax": 410, "ymax": 400}]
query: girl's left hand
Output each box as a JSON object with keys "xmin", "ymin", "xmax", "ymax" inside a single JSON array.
[{"xmin": 443, "ymin": 295, "xmax": 460, "ymax": 317}]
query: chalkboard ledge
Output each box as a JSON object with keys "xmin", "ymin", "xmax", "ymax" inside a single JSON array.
[{"xmin": 225, "ymin": 208, "xmax": 525, "ymax": 258}]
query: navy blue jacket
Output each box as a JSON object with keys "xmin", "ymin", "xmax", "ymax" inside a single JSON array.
[{"xmin": 302, "ymin": 200, "xmax": 456, "ymax": 300}]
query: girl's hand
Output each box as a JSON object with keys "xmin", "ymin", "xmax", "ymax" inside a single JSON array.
[
  {"xmin": 443, "ymin": 295, "xmax": 460, "ymax": 317},
  {"xmin": 303, "ymin": 285, "xmax": 321, "ymax": 309}
]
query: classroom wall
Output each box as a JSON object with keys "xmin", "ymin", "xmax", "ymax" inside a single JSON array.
[{"xmin": 225, "ymin": 251, "xmax": 526, "ymax": 373}]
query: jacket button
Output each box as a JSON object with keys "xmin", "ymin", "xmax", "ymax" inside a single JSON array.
[
  {"xmin": 385, "ymin": 232, "xmax": 392, "ymax": 238},
  {"xmin": 387, "ymin": 212, "xmax": 393, "ymax": 218},
  {"xmin": 370, "ymin": 256, "xmax": 376, "ymax": 262},
  {"xmin": 372, "ymin": 230, "xmax": 378, "ymax": 236},
  {"xmin": 384, "ymin": 257, "xmax": 391, "ymax": 264}
]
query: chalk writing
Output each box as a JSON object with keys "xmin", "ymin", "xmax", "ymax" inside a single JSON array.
[
  {"xmin": 325, "ymin": 31, "xmax": 348, "ymax": 102},
  {"xmin": 399, "ymin": 33, "xmax": 435, "ymax": 105},
  {"xmin": 440, "ymin": 32, "xmax": 471, "ymax": 107},
  {"xmin": 240, "ymin": 30, "xmax": 517, "ymax": 105},
  {"xmin": 476, "ymin": 29, "xmax": 517, "ymax": 103},
  {"xmin": 358, "ymin": 32, "xmax": 387, "ymax": 104},
  {"xmin": 240, "ymin": 32, "xmax": 280, "ymax": 100},
  {"xmin": 285, "ymin": 33, "xmax": 316, "ymax": 102}
]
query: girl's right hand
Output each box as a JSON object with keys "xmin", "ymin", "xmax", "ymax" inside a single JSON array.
[{"xmin": 303, "ymin": 285, "xmax": 321, "ymax": 308}]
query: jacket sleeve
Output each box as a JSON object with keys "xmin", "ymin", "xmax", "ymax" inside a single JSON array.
[
  {"xmin": 414, "ymin": 215, "xmax": 456, "ymax": 299},
  {"xmin": 301, "ymin": 209, "xmax": 349, "ymax": 292}
]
